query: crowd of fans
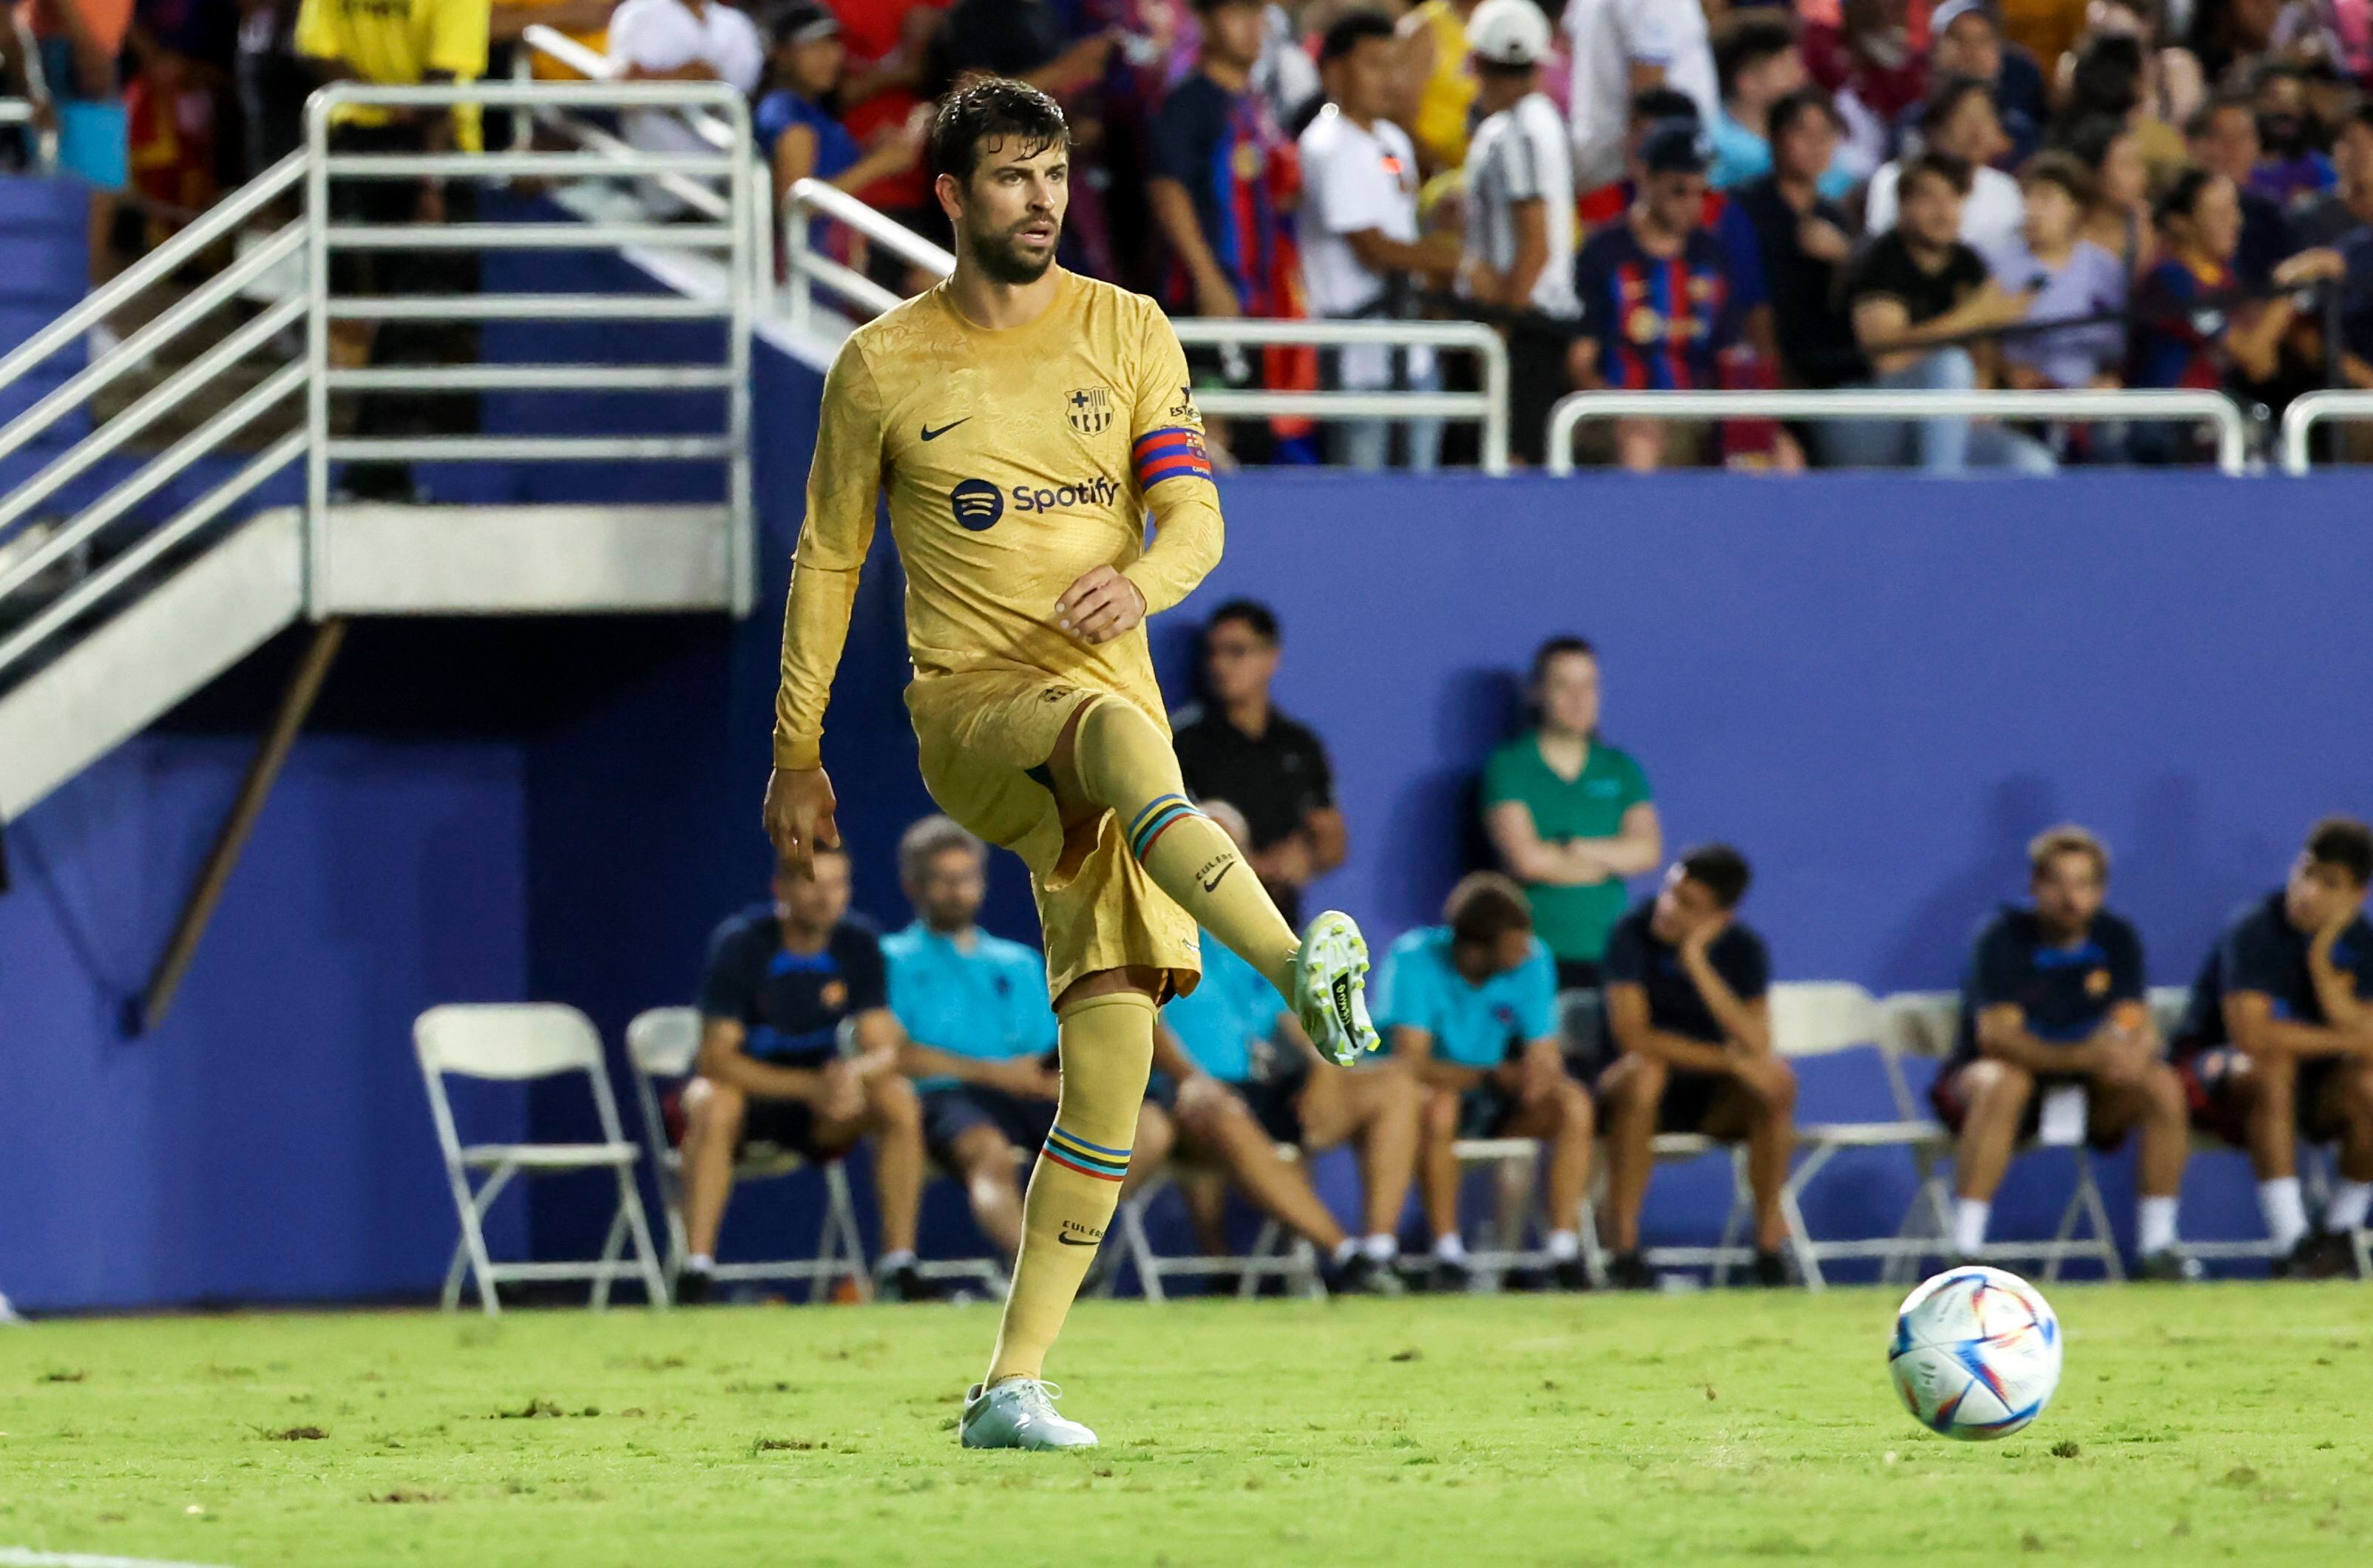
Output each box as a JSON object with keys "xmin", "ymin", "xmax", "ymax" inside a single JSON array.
[
  {"xmin": 10, "ymin": 0, "xmax": 2373, "ymax": 468},
  {"xmin": 674, "ymin": 600, "xmax": 2373, "ymax": 1303}
]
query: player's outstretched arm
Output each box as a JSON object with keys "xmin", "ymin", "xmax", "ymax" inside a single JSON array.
[{"xmin": 768, "ymin": 341, "xmax": 884, "ymax": 871}]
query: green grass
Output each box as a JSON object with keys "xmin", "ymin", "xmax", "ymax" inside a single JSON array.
[{"xmin": 2, "ymin": 1286, "xmax": 2369, "ymax": 1565}]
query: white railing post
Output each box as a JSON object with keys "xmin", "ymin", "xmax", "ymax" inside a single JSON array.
[
  {"xmin": 2278, "ymin": 390, "xmax": 2373, "ymax": 475},
  {"xmin": 305, "ymin": 93, "xmax": 333, "ymax": 616}
]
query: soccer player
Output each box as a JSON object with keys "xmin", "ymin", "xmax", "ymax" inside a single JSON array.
[
  {"xmin": 886, "ymin": 815, "xmax": 1175, "ymax": 1268},
  {"xmin": 683, "ymin": 845, "xmax": 930, "ymax": 1305},
  {"xmin": 2173, "ymin": 818, "xmax": 2373, "ymax": 1279},
  {"xmin": 1381, "ymin": 872, "xmax": 1595, "ymax": 1292},
  {"xmin": 763, "ymin": 78, "xmax": 1379, "ymax": 1452},
  {"xmin": 1929, "ymin": 826, "xmax": 2197, "ymax": 1280},
  {"xmin": 1597, "ymin": 846, "xmax": 1795, "ymax": 1289}
]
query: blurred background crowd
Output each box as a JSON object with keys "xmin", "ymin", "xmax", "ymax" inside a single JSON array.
[{"xmin": 11, "ymin": 0, "xmax": 2373, "ymax": 470}]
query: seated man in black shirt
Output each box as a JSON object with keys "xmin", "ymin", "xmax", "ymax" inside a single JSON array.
[
  {"xmin": 1171, "ymin": 600, "xmax": 1346, "ymax": 929},
  {"xmin": 1827, "ymin": 152, "xmax": 2054, "ymax": 474},
  {"xmin": 1736, "ymin": 89, "xmax": 1868, "ymax": 390},
  {"xmin": 2174, "ymin": 817, "xmax": 2373, "ymax": 1279},
  {"xmin": 681, "ymin": 845, "xmax": 930, "ymax": 1303},
  {"xmin": 1596, "ymin": 845, "xmax": 1795, "ymax": 1288},
  {"xmin": 1930, "ymin": 825, "xmax": 2195, "ymax": 1279}
]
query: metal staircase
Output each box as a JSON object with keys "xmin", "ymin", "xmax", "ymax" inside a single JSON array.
[{"xmin": 0, "ymin": 78, "xmax": 758, "ymax": 827}]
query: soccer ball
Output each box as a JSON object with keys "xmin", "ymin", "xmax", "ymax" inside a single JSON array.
[{"xmin": 1887, "ymin": 1266, "xmax": 2062, "ymax": 1440}]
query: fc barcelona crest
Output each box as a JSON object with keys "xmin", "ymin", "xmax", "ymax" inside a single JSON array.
[{"xmin": 1066, "ymin": 386, "xmax": 1113, "ymax": 434}]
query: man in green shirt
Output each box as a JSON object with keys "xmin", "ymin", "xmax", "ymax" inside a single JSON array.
[{"xmin": 1482, "ymin": 636, "xmax": 1662, "ymax": 989}]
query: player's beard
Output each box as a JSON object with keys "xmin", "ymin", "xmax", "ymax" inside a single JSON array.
[{"xmin": 966, "ymin": 218, "xmax": 1060, "ymax": 286}]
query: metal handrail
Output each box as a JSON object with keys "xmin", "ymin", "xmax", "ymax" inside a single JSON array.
[
  {"xmin": 2278, "ymin": 390, "xmax": 2373, "ymax": 474},
  {"xmin": 1544, "ymin": 388, "xmax": 2252, "ymax": 478},
  {"xmin": 784, "ymin": 176, "xmax": 953, "ymax": 334}
]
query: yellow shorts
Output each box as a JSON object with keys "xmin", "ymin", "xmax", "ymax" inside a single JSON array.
[{"xmin": 905, "ymin": 671, "xmax": 1202, "ymax": 1005}]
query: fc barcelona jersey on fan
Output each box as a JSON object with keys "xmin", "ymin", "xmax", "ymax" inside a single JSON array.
[
  {"xmin": 774, "ymin": 271, "xmax": 1221, "ymax": 768},
  {"xmin": 697, "ymin": 906, "xmax": 887, "ymax": 1066},
  {"xmin": 1573, "ymin": 224, "xmax": 1741, "ymax": 391}
]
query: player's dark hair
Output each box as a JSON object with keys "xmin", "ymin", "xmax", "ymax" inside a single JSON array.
[
  {"xmin": 2028, "ymin": 824, "xmax": 2109, "ymax": 884},
  {"xmin": 2305, "ymin": 817, "xmax": 2373, "ymax": 888},
  {"xmin": 1715, "ymin": 16, "xmax": 1798, "ymax": 103},
  {"xmin": 1208, "ymin": 598, "xmax": 1280, "ymax": 645},
  {"xmin": 1631, "ymin": 86, "xmax": 1701, "ymax": 129},
  {"xmin": 929, "ymin": 78, "xmax": 1070, "ymax": 184},
  {"xmin": 1446, "ymin": 872, "xmax": 1534, "ymax": 949},
  {"xmin": 1769, "ymin": 86, "xmax": 1845, "ymax": 146},
  {"xmin": 1901, "ymin": 151, "xmax": 1974, "ymax": 199},
  {"xmin": 1319, "ymin": 7, "xmax": 1396, "ymax": 64},
  {"xmin": 1678, "ymin": 844, "xmax": 1753, "ymax": 910}
]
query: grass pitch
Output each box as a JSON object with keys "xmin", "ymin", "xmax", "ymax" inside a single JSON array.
[{"xmin": 3, "ymin": 1286, "xmax": 2369, "ymax": 1566}]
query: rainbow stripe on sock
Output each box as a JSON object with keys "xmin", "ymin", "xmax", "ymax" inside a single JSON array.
[
  {"xmin": 1042, "ymin": 1124, "xmax": 1130, "ymax": 1183},
  {"xmin": 1126, "ymin": 793, "xmax": 1199, "ymax": 861}
]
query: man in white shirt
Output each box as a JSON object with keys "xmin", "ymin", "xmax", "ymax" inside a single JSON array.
[
  {"xmin": 1863, "ymin": 75, "xmax": 2026, "ymax": 277},
  {"xmin": 1463, "ymin": 0, "xmax": 1577, "ymax": 465},
  {"xmin": 608, "ymin": 0, "xmax": 763, "ymax": 214},
  {"xmin": 1563, "ymin": 0, "xmax": 1719, "ymax": 190},
  {"xmin": 1298, "ymin": 10, "xmax": 1459, "ymax": 469}
]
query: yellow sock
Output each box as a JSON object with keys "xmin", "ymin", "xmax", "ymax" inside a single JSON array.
[
  {"xmin": 1072, "ymin": 699, "xmax": 1299, "ymax": 995},
  {"xmin": 984, "ymin": 991, "xmax": 1155, "ymax": 1386}
]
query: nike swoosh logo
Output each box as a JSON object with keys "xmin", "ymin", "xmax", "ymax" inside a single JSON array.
[
  {"xmin": 920, "ymin": 418, "xmax": 969, "ymax": 441},
  {"xmin": 1056, "ymin": 1232, "xmax": 1099, "ymax": 1246},
  {"xmin": 1201, "ymin": 862, "xmax": 1233, "ymax": 895}
]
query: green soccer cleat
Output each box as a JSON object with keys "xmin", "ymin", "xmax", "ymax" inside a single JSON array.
[
  {"xmin": 959, "ymin": 1379, "xmax": 1098, "ymax": 1450},
  {"xmin": 1291, "ymin": 909, "xmax": 1380, "ymax": 1068}
]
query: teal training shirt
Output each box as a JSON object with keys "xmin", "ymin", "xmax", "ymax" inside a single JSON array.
[
  {"xmin": 1480, "ymin": 733, "xmax": 1653, "ymax": 964},
  {"xmin": 883, "ymin": 922, "xmax": 1057, "ymax": 1091},
  {"xmin": 1374, "ymin": 925, "xmax": 1557, "ymax": 1069},
  {"xmin": 1161, "ymin": 941, "xmax": 1282, "ymax": 1083}
]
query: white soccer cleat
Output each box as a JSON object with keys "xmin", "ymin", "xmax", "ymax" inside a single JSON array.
[
  {"xmin": 958, "ymin": 1379, "xmax": 1098, "ymax": 1450},
  {"xmin": 1292, "ymin": 909, "xmax": 1380, "ymax": 1068}
]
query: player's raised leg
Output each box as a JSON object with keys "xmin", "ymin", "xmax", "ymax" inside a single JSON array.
[
  {"xmin": 961, "ymin": 977, "xmax": 1160, "ymax": 1451},
  {"xmin": 1051, "ymin": 696, "xmax": 1379, "ymax": 1064}
]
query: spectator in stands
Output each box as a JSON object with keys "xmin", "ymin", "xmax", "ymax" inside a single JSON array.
[
  {"xmin": 1151, "ymin": 802, "xmax": 1418, "ymax": 1296},
  {"xmin": 1398, "ymin": 0, "xmax": 1479, "ymax": 177},
  {"xmin": 607, "ymin": 0, "xmax": 763, "ymax": 216},
  {"xmin": 1928, "ymin": 0, "xmax": 2046, "ymax": 166},
  {"xmin": 2063, "ymin": 112, "xmax": 2156, "ymax": 277},
  {"xmin": 1834, "ymin": 153, "xmax": 2056, "ymax": 473},
  {"xmin": 2173, "ymin": 817, "xmax": 2373, "ymax": 1280},
  {"xmin": 1801, "ymin": 0, "xmax": 1929, "ymax": 182},
  {"xmin": 1866, "ymin": 77, "xmax": 2027, "ymax": 278},
  {"xmin": 1739, "ymin": 88, "xmax": 1869, "ymax": 390},
  {"xmin": 1707, "ymin": 14, "xmax": 1826, "ymax": 194},
  {"xmin": 827, "ymin": 0, "xmax": 944, "ymax": 279},
  {"xmin": 24, "ymin": 0, "xmax": 132, "ymax": 272},
  {"xmin": 1296, "ymin": 8, "xmax": 1460, "ymax": 471},
  {"xmin": 1568, "ymin": 119, "xmax": 1752, "ymax": 471},
  {"xmin": 1483, "ymin": 635, "xmax": 1660, "ymax": 993},
  {"xmin": 236, "ymin": 0, "xmax": 307, "ymax": 183},
  {"xmin": 2289, "ymin": 101, "xmax": 2373, "ymax": 250},
  {"xmin": 2127, "ymin": 168, "xmax": 2343, "ymax": 460},
  {"xmin": 297, "ymin": 0, "xmax": 490, "ymax": 503},
  {"xmin": 1382, "ymin": 872, "xmax": 1596, "ymax": 1293},
  {"xmin": 755, "ymin": 2, "xmax": 927, "ymax": 209},
  {"xmin": 2000, "ymin": 153, "xmax": 2128, "ymax": 394},
  {"xmin": 2249, "ymin": 60, "xmax": 2336, "ymax": 214},
  {"xmin": 1458, "ymin": 0, "xmax": 1577, "ymax": 467},
  {"xmin": 2051, "ymin": 33, "xmax": 2181, "ymax": 183},
  {"xmin": 930, "ymin": 0, "xmax": 1114, "ymax": 96},
  {"xmin": 886, "ymin": 817, "xmax": 1171, "ymax": 1272},
  {"xmin": 1563, "ymin": 0, "xmax": 1719, "ymax": 191},
  {"xmin": 2054, "ymin": 0, "xmax": 2204, "ymax": 166},
  {"xmin": 1172, "ymin": 600, "xmax": 1347, "ymax": 931},
  {"xmin": 1932, "ymin": 826, "xmax": 2197, "ymax": 1279},
  {"xmin": 682, "ymin": 846, "xmax": 933, "ymax": 1304},
  {"xmin": 2187, "ymin": 92, "xmax": 2291, "ymax": 286},
  {"xmin": 1597, "ymin": 846, "xmax": 1794, "ymax": 1289},
  {"xmin": 1149, "ymin": 0, "xmax": 1311, "ymax": 463}
]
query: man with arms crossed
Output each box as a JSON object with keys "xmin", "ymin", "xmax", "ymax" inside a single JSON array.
[
  {"xmin": 2175, "ymin": 818, "xmax": 2373, "ymax": 1279},
  {"xmin": 765, "ymin": 79, "xmax": 1380, "ymax": 1451},
  {"xmin": 1930, "ymin": 825, "xmax": 2196, "ymax": 1280}
]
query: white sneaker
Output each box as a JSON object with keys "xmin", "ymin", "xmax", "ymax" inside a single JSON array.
[
  {"xmin": 1291, "ymin": 909, "xmax": 1379, "ymax": 1067},
  {"xmin": 958, "ymin": 1379, "xmax": 1097, "ymax": 1450}
]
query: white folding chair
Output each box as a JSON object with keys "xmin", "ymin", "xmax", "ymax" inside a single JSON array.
[
  {"xmin": 1881, "ymin": 989, "xmax": 2125, "ymax": 1282},
  {"xmin": 623, "ymin": 1006, "xmax": 869, "ymax": 1301},
  {"xmin": 1114, "ymin": 1147, "xmax": 1324, "ymax": 1302},
  {"xmin": 415, "ymin": 1004, "xmax": 668, "ymax": 1317}
]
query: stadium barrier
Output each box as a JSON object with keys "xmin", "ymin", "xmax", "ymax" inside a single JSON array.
[{"xmin": 2279, "ymin": 390, "xmax": 2373, "ymax": 475}]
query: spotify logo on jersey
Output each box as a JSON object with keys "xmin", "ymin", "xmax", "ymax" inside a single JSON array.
[{"xmin": 950, "ymin": 478, "xmax": 1004, "ymax": 531}]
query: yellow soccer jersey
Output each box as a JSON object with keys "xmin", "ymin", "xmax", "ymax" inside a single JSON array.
[
  {"xmin": 294, "ymin": 0, "xmax": 491, "ymax": 147},
  {"xmin": 774, "ymin": 271, "xmax": 1222, "ymax": 770}
]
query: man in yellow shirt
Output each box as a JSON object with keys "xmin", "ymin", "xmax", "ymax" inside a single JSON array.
[{"xmin": 765, "ymin": 78, "xmax": 1381, "ymax": 1452}]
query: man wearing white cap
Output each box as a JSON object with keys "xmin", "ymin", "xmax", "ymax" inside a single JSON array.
[{"xmin": 1460, "ymin": 0, "xmax": 1578, "ymax": 466}]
